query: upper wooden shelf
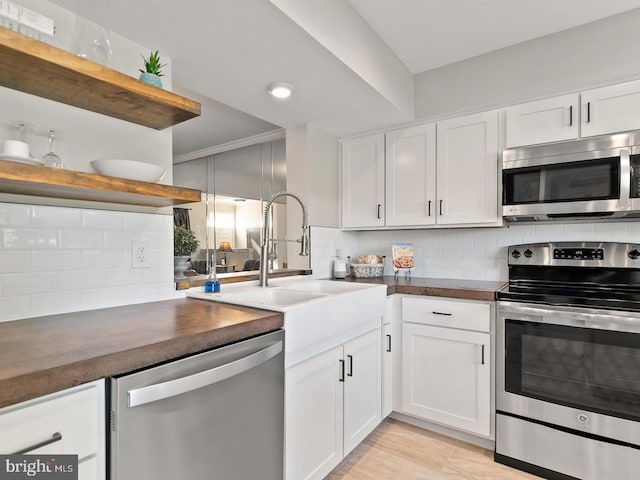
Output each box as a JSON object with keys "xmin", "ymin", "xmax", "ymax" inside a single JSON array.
[
  {"xmin": 0, "ymin": 160, "xmax": 201, "ymax": 207},
  {"xmin": 0, "ymin": 27, "xmax": 201, "ymax": 130}
]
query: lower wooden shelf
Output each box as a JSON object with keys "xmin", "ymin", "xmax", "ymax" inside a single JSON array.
[{"xmin": 0, "ymin": 160, "xmax": 201, "ymax": 207}]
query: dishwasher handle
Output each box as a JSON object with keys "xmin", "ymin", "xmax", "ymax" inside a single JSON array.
[{"xmin": 127, "ymin": 340, "xmax": 283, "ymax": 407}]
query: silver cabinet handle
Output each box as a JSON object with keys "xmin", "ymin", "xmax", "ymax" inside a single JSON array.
[
  {"xmin": 432, "ymin": 311, "xmax": 452, "ymax": 316},
  {"xmin": 427, "ymin": 200, "xmax": 431, "ymax": 217},
  {"xmin": 481, "ymin": 345, "xmax": 485, "ymax": 365},
  {"xmin": 439, "ymin": 199, "xmax": 443, "ymax": 215},
  {"xmin": 587, "ymin": 102, "xmax": 591, "ymax": 123},
  {"xmin": 347, "ymin": 354, "xmax": 353, "ymax": 377},
  {"xmin": 12, "ymin": 432, "xmax": 62, "ymax": 454},
  {"xmin": 128, "ymin": 341, "xmax": 283, "ymax": 407},
  {"xmin": 377, "ymin": 204, "xmax": 382, "ymax": 219},
  {"xmin": 386, "ymin": 334, "xmax": 392, "ymax": 353},
  {"xmin": 339, "ymin": 359, "xmax": 345, "ymax": 382}
]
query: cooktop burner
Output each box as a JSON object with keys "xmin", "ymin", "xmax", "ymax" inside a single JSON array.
[{"xmin": 497, "ymin": 242, "xmax": 640, "ymax": 312}]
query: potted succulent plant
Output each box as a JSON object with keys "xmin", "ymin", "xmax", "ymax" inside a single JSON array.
[
  {"xmin": 139, "ymin": 50, "xmax": 166, "ymax": 88},
  {"xmin": 174, "ymin": 226, "xmax": 199, "ymax": 279}
]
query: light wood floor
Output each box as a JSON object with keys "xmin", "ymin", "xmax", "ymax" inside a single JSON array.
[{"xmin": 326, "ymin": 419, "xmax": 542, "ymax": 480}]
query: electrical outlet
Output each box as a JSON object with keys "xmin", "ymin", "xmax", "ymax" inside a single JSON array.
[{"xmin": 132, "ymin": 240, "xmax": 150, "ymax": 268}]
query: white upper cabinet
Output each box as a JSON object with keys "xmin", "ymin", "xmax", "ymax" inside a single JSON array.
[
  {"xmin": 581, "ymin": 80, "xmax": 640, "ymax": 138},
  {"xmin": 505, "ymin": 79, "xmax": 640, "ymax": 148},
  {"xmin": 341, "ymin": 133, "xmax": 385, "ymax": 228},
  {"xmin": 341, "ymin": 110, "xmax": 499, "ymax": 230},
  {"xmin": 436, "ymin": 110, "xmax": 499, "ymax": 225},
  {"xmin": 385, "ymin": 123, "xmax": 437, "ymax": 226},
  {"xmin": 505, "ymin": 93, "xmax": 579, "ymax": 148}
]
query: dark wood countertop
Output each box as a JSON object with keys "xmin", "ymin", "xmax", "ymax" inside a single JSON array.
[
  {"xmin": 0, "ymin": 298, "xmax": 282, "ymax": 408},
  {"xmin": 338, "ymin": 276, "xmax": 504, "ymax": 302}
]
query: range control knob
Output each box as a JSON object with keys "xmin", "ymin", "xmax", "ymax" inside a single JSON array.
[
  {"xmin": 629, "ymin": 249, "xmax": 640, "ymax": 260},
  {"xmin": 511, "ymin": 250, "xmax": 521, "ymax": 259},
  {"xmin": 524, "ymin": 249, "xmax": 534, "ymax": 258}
]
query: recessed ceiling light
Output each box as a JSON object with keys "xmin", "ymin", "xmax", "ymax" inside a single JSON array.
[{"xmin": 267, "ymin": 82, "xmax": 295, "ymax": 99}]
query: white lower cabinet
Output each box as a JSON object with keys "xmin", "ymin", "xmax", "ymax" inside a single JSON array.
[
  {"xmin": 286, "ymin": 328, "xmax": 382, "ymax": 480},
  {"xmin": 0, "ymin": 380, "xmax": 105, "ymax": 480},
  {"xmin": 381, "ymin": 297, "xmax": 394, "ymax": 418},
  {"xmin": 400, "ymin": 296, "xmax": 492, "ymax": 437}
]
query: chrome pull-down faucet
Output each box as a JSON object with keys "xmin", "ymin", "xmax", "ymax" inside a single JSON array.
[{"xmin": 259, "ymin": 191, "xmax": 309, "ymax": 287}]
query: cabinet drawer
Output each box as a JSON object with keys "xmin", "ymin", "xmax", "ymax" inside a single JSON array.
[
  {"xmin": 78, "ymin": 455, "xmax": 98, "ymax": 480},
  {"xmin": 0, "ymin": 385, "xmax": 99, "ymax": 460},
  {"xmin": 402, "ymin": 296, "xmax": 490, "ymax": 332}
]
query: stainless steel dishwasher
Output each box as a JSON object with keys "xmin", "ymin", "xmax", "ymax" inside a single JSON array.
[{"xmin": 109, "ymin": 329, "xmax": 284, "ymax": 480}]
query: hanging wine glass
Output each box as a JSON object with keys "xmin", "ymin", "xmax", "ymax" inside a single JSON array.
[{"xmin": 42, "ymin": 130, "xmax": 64, "ymax": 169}]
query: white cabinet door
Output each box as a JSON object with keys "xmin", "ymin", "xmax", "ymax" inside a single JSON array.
[
  {"xmin": 581, "ymin": 80, "xmax": 640, "ymax": 138},
  {"xmin": 286, "ymin": 345, "xmax": 344, "ymax": 480},
  {"xmin": 343, "ymin": 329, "xmax": 382, "ymax": 455},
  {"xmin": 505, "ymin": 93, "xmax": 579, "ymax": 148},
  {"xmin": 341, "ymin": 133, "xmax": 385, "ymax": 228},
  {"xmin": 381, "ymin": 321, "xmax": 393, "ymax": 418},
  {"xmin": 436, "ymin": 110, "xmax": 499, "ymax": 225},
  {"xmin": 385, "ymin": 123, "xmax": 436, "ymax": 226},
  {"xmin": 402, "ymin": 323, "xmax": 491, "ymax": 436}
]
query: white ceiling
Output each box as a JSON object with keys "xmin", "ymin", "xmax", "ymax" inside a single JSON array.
[
  {"xmin": 50, "ymin": 0, "xmax": 640, "ymax": 158},
  {"xmin": 348, "ymin": 0, "xmax": 640, "ymax": 74}
]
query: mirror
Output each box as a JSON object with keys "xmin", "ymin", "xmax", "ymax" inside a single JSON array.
[{"xmin": 174, "ymin": 138, "xmax": 305, "ymax": 278}]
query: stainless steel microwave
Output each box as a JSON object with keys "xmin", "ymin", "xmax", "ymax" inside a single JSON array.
[{"xmin": 502, "ymin": 132, "xmax": 640, "ymax": 221}]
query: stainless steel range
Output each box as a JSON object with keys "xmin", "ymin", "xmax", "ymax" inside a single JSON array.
[{"xmin": 495, "ymin": 242, "xmax": 640, "ymax": 480}]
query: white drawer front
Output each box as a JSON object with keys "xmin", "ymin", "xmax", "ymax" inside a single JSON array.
[
  {"xmin": 78, "ymin": 456, "xmax": 98, "ymax": 480},
  {"xmin": 402, "ymin": 296, "xmax": 490, "ymax": 332},
  {"xmin": 0, "ymin": 385, "xmax": 98, "ymax": 459}
]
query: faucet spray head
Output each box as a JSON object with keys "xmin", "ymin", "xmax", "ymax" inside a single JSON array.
[{"xmin": 300, "ymin": 227, "xmax": 310, "ymax": 256}]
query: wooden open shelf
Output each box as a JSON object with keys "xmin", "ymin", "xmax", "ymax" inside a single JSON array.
[
  {"xmin": 0, "ymin": 160, "xmax": 201, "ymax": 207},
  {"xmin": 0, "ymin": 27, "xmax": 201, "ymax": 129}
]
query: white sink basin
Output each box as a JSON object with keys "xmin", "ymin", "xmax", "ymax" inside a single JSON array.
[
  {"xmin": 270, "ymin": 279, "xmax": 372, "ymax": 295},
  {"xmin": 208, "ymin": 287, "xmax": 326, "ymax": 308},
  {"xmin": 186, "ymin": 277, "xmax": 387, "ymax": 366}
]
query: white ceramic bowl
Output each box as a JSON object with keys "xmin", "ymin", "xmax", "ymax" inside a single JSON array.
[{"xmin": 90, "ymin": 159, "xmax": 166, "ymax": 183}]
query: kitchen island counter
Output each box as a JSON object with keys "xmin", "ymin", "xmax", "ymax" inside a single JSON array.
[
  {"xmin": 0, "ymin": 298, "xmax": 282, "ymax": 408},
  {"xmin": 338, "ymin": 276, "xmax": 504, "ymax": 302}
]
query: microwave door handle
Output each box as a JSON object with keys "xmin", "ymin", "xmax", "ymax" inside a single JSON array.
[
  {"xmin": 620, "ymin": 149, "xmax": 631, "ymax": 207},
  {"xmin": 127, "ymin": 341, "xmax": 283, "ymax": 407}
]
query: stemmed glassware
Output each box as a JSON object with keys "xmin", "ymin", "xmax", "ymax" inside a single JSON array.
[{"xmin": 42, "ymin": 129, "xmax": 64, "ymax": 169}]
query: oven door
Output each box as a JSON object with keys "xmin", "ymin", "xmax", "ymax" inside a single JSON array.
[{"xmin": 497, "ymin": 301, "xmax": 640, "ymax": 445}]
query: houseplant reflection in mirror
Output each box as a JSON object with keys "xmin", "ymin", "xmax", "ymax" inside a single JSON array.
[
  {"xmin": 174, "ymin": 226, "xmax": 199, "ymax": 279},
  {"xmin": 139, "ymin": 50, "xmax": 166, "ymax": 88}
]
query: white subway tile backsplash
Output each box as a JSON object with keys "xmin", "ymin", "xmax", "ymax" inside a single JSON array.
[
  {"xmin": 30, "ymin": 206, "xmax": 82, "ymax": 228},
  {"xmin": 32, "ymin": 250, "xmax": 83, "ymax": 271},
  {"xmin": 0, "ymin": 204, "xmax": 31, "ymax": 227},
  {"xmin": 0, "ymin": 295, "xmax": 32, "ymax": 322},
  {"xmin": 2, "ymin": 272, "xmax": 58, "ymax": 296},
  {"xmin": 311, "ymin": 222, "xmax": 640, "ymax": 285},
  {"xmin": 82, "ymin": 249, "xmax": 129, "ymax": 268},
  {"xmin": 0, "ymin": 251, "xmax": 31, "ymax": 273},
  {"xmin": 0, "ymin": 203, "xmax": 178, "ymax": 322},
  {"xmin": 3, "ymin": 228, "xmax": 58, "ymax": 249},
  {"xmin": 31, "ymin": 292, "xmax": 84, "ymax": 317},
  {"xmin": 82, "ymin": 210, "xmax": 126, "ymax": 230},
  {"xmin": 124, "ymin": 212, "xmax": 172, "ymax": 232}
]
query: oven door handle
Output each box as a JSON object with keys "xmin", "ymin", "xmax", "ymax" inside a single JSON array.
[{"xmin": 498, "ymin": 302, "xmax": 640, "ymax": 333}]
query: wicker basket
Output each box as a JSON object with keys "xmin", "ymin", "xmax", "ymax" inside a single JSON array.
[{"xmin": 350, "ymin": 263, "xmax": 384, "ymax": 278}]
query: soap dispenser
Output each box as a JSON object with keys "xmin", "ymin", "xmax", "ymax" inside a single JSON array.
[{"xmin": 204, "ymin": 258, "xmax": 220, "ymax": 293}]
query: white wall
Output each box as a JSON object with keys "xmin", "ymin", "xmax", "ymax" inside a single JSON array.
[
  {"xmin": 0, "ymin": 1, "xmax": 180, "ymax": 321},
  {"xmin": 311, "ymin": 222, "xmax": 640, "ymax": 282},
  {"xmin": 414, "ymin": 8, "xmax": 640, "ymax": 121}
]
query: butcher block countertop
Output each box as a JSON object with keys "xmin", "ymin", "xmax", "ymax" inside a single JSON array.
[
  {"xmin": 0, "ymin": 298, "xmax": 282, "ymax": 408},
  {"xmin": 339, "ymin": 276, "xmax": 504, "ymax": 302}
]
